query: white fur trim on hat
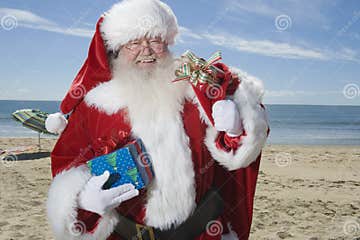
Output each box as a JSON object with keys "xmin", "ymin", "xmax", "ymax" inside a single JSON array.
[
  {"xmin": 101, "ymin": 0, "xmax": 179, "ymax": 51},
  {"xmin": 45, "ymin": 112, "xmax": 68, "ymax": 135}
]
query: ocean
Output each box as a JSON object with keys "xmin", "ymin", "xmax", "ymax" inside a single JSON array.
[{"xmin": 0, "ymin": 100, "xmax": 359, "ymax": 145}]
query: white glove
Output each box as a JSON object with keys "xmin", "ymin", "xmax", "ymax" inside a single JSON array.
[
  {"xmin": 212, "ymin": 100, "xmax": 243, "ymax": 137},
  {"xmin": 78, "ymin": 171, "xmax": 139, "ymax": 215}
]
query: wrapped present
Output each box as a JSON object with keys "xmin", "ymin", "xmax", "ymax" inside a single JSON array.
[
  {"xmin": 173, "ymin": 50, "xmax": 235, "ymax": 126},
  {"xmin": 87, "ymin": 139, "xmax": 155, "ymax": 190}
]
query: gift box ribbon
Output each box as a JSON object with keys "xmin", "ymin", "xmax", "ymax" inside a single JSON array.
[{"xmin": 173, "ymin": 50, "xmax": 223, "ymax": 87}]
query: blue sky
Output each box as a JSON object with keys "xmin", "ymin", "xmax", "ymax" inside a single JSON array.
[{"xmin": 0, "ymin": 0, "xmax": 359, "ymax": 105}]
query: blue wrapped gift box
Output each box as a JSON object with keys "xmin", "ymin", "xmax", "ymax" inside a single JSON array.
[{"xmin": 87, "ymin": 139, "xmax": 154, "ymax": 190}]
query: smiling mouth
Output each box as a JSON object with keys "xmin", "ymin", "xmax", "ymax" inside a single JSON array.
[{"xmin": 137, "ymin": 58, "xmax": 156, "ymax": 64}]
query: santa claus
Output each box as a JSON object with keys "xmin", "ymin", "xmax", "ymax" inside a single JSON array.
[{"xmin": 45, "ymin": 0, "xmax": 269, "ymax": 239}]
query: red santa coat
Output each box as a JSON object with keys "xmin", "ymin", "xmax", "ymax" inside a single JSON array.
[{"xmin": 46, "ymin": 67, "xmax": 269, "ymax": 240}]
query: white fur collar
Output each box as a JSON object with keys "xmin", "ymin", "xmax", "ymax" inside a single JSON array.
[{"xmin": 84, "ymin": 80, "xmax": 126, "ymax": 115}]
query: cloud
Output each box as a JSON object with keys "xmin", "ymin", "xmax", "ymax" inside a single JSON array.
[
  {"xmin": 177, "ymin": 26, "xmax": 204, "ymax": 44},
  {"xmin": 179, "ymin": 27, "xmax": 327, "ymax": 60},
  {"xmin": 179, "ymin": 26, "xmax": 203, "ymax": 40},
  {"xmin": 332, "ymin": 48, "xmax": 360, "ymax": 63},
  {"xmin": 0, "ymin": 8, "xmax": 93, "ymax": 37},
  {"xmin": 0, "ymin": 7, "xmax": 54, "ymax": 25},
  {"xmin": 202, "ymin": 32, "xmax": 327, "ymax": 60},
  {"xmin": 20, "ymin": 23, "xmax": 93, "ymax": 38},
  {"xmin": 226, "ymin": 0, "xmax": 329, "ymax": 26},
  {"xmin": 177, "ymin": 27, "xmax": 360, "ymax": 62},
  {"xmin": 176, "ymin": 1, "xmax": 359, "ymax": 62},
  {"xmin": 228, "ymin": 0, "xmax": 281, "ymax": 17}
]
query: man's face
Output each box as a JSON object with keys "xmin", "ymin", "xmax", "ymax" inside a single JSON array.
[{"xmin": 118, "ymin": 36, "xmax": 169, "ymax": 69}]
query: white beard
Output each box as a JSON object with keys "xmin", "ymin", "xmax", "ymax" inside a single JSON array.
[
  {"xmin": 110, "ymin": 54, "xmax": 197, "ymax": 230},
  {"xmin": 109, "ymin": 53, "xmax": 188, "ymax": 118}
]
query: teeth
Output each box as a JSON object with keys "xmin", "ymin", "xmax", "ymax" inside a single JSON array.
[{"xmin": 140, "ymin": 59, "xmax": 155, "ymax": 63}]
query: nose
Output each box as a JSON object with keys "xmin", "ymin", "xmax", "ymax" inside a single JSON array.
[{"xmin": 140, "ymin": 41, "xmax": 152, "ymax": 55}]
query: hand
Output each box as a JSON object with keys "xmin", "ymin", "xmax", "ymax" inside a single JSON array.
[
  {"xmin": 212, "ymin": 100, "xmax": 243, "ymax": 137},
  {"xmin": 78, "ymin": 171, "xmax": 139, "ymax": 215}
]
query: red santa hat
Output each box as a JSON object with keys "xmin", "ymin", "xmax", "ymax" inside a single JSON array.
[{"xmin": 46, "ymin": 0, "xmax": 179, "ymax": 134}]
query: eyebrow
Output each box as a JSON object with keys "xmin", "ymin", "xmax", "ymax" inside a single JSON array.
[{"xmin": 130, "ymin": 37, "xmax": 162, "ymax": 42}]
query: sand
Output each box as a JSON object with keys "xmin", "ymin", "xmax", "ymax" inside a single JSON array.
[
  {"xmin": 0, "ymin": 138, "xmax": 359, "ymax": 240},
  {"xmin": 251, "ymin": 145, "xmax": 360, "ymax": 240}
]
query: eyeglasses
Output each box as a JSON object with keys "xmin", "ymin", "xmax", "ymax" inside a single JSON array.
[{"xmin": 123, "ymin": 38, "xmax": 167, "ymax": 54}]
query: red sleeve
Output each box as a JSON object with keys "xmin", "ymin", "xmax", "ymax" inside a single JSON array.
[
  {"xmin": 50, "ymin": 103, "xmax": 94, "ymax": 176},
  {"xmin": 77, "ymin": 209, "xmax": 102, "ymax": 233},
  {"xmin": 51, "ymin": 104, "xmax": 102, "ymax": 233}
]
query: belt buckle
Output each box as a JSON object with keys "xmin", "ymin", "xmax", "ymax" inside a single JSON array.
[{"xmin": 135, "ymin": 223, "xmax": 156, "ymax": 240}]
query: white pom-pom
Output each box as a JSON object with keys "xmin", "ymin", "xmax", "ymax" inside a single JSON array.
[{"xmin": 45, "ymin": 112, "xmax": 68, "ymax": 134}]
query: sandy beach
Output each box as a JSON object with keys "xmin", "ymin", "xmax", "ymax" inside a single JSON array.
[{"xmin": 0, "ymin": 138, "xmax": 359, "ymax": 240}]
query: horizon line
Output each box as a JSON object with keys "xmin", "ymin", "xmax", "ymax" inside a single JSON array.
[{"xmin": 0, "ymin": 99, "xmax": 359, "ymax": 107}]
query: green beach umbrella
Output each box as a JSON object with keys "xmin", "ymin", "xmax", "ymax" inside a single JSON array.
[{"xmin": 11, "ymin": 109, "xmax": 56, "ymax": 150}]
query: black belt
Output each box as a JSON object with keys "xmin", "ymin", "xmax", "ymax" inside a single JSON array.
[{"xmin": 114, "ymin": 187, "xmax": 224, "ymax": 240}]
